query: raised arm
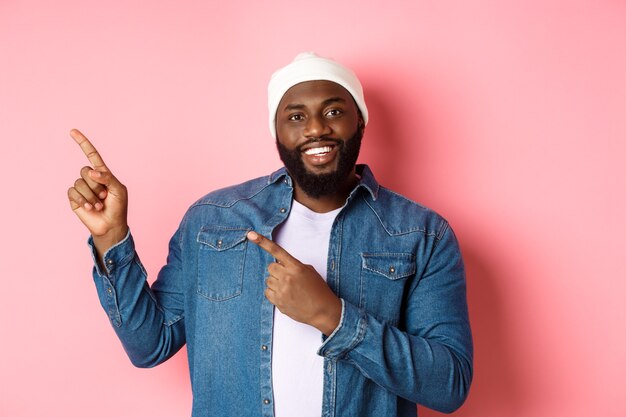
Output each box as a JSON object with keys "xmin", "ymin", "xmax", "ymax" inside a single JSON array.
[{"xmin": 68, "ymin": 129, "xmax": 185, "ymax": 367}]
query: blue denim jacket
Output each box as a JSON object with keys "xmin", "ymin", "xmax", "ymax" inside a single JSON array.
[{"xmin": 90, "ymin": 164, "xmax": 472, "ymax": 417}]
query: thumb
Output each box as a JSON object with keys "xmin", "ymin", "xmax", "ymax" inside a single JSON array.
[{"xmin": 89, "ymin": 169, "xmax": 125, "ymax": 195}]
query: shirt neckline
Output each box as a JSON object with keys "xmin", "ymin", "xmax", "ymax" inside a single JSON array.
[{"xmin": 290, "ymin": 199, "xmax": 343, "ymax": 223}]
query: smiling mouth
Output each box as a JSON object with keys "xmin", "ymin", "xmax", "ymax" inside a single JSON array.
[{"xmin": 303, "ymin": 145, "xmax": 335, "ymax": 156}]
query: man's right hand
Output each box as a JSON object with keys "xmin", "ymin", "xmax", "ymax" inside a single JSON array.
[{"xmin": 67, "ymin": 129, "xmax": 129, "ymax": 261}]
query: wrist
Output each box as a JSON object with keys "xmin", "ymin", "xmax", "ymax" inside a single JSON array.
[
  {"xmin": 314, "ymin": 296, "xmax": 342, "ymax": 336},
  {"xmin": 92, "ymin": 224, "xmax": 129, "ymax": 261}
]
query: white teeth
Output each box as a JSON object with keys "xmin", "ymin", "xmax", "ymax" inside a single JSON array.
[{"xmin": 304, "ymin": 146, "xmax": 333, "ymax": 156}]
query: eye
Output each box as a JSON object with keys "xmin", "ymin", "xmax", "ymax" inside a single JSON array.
[
  {"xmin": 325, "ymin": 108, "xmax": 342, "ymax": 118},
  {"xmin": 288, "ymin": 113, "xmax": 304, "ymax": 121}
]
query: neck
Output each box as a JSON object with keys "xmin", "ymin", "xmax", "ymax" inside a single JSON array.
[{"xmin": 292, "ymin": 172, "xmax": 359, "ymax": 213}]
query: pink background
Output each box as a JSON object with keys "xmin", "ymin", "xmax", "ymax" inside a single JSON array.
[{"xmin": 1, "ymin": 1, "xmax": 625, "ymax": 416}]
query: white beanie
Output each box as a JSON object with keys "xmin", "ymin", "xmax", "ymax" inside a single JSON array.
[{"xmin": 267, "ymin": 52, "xmax": 368, "ymax": 139}]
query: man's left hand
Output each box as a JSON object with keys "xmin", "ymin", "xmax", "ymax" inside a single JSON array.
[{"xmin": 247, "ymin": 231, "xmax": 342, "ymax": 336}]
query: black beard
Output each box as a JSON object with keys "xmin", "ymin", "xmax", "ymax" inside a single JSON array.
[{"xmin": 276, "ymin": 129, "xmax": 363, "ymax": 199}]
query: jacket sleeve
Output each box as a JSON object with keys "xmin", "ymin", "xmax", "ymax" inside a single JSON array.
[
  {"xmin": 89, "ymin": 226, "xmax": 186, "ymax": 368},
  {"xmin": 317, "ymin": 223, "xmax": 473, "ymax": 413}
]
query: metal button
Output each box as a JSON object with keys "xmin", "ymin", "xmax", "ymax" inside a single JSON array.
[
  {"xmin": 107, "ymin": 259, "xmax": 114, "ymax": 265},
  {"xmin": 106, "ymin": 287, "xmax": 112, "ymax": 294},
  {"xmin": 279, "ymin": 207, "xmax": 286, "ymax": 213},
  {"xmin": 261, "ymin": 345, "xmax": 268, "ymax": 351},
  {"xmin": 217, "ymin": 239, "xmax": 223, "ymax": 248},
  {"xmin": 389, "ymin": 266, "xmax": 396, "ymax": 273},
  {"xmin": 263, "ymin": 399, "xmax": 271, "ymax": 405}
]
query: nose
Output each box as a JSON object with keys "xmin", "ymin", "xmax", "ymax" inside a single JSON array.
[{"xmin": 304, "ymin": 114, "xmax": 331, "ymax": 138}]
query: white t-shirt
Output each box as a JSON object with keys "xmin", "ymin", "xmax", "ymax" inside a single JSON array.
[{"xmin": 271, "ymin": 200, "xmax": 341, "ymax": 417}]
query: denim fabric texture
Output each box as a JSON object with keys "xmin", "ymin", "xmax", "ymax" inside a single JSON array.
[{"xmin": 89, "ymin": 164, "xmax": 473, "ymax": 417}]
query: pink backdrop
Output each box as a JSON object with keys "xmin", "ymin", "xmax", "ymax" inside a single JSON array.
[{"xmin": 1, "ymin": 1, "xmax": 625, "ymax": 416}]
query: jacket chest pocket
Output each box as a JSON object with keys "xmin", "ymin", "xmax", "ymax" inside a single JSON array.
[
  {"xmin": 197, "ymin": 226, "xmax": 249, "ymax": 301},
  {"xmin": 360, "ymin": 253, "xmax": 416, "ymax": 326}
]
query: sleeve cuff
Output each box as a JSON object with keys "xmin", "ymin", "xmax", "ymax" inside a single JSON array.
[
  {"xmin": 87, "ymin": 229, "xmax": 134, "ymax": 277},
  {"xmin": 317, "ymin": 299, "xmax": 368, "ymax": 360}
]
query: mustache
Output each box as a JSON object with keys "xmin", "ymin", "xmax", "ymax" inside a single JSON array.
[{"xmin": 296, "ymin": 137, "xmax": 342, "ymax": 152}]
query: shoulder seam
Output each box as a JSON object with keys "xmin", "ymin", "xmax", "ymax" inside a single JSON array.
[
  {"xmin": 364, "ymin": 188, "xmax": 443, "ymax": 237},
  {"xmin": 379, "ymin": 186, "xmax": 430, "ymax": 211},
  {"xmin": 188, "ymin": 177, "xmax": 273, "ymax": 209}
]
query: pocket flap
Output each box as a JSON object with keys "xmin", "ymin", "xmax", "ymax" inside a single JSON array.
[
  {"xmin": 361, "ymin": 253, "xmax": 416, "ymax": 280},
  {"xmin": 197, "ymin": 226, "xmax": 249, "ymax": 251}
]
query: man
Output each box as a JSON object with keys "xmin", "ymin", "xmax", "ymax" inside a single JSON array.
[{"xmin": 68, "ymin": 52, "xmax": 473, "ymax": 416}]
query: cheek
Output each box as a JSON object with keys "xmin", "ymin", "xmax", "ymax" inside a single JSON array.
[
  {"xmin": 334, "ymin": 119, "xmax": 359, "ymax": 137},
  {"xmin": 276, "ymin": 125, "xmax": 300, "ymax": 146}
]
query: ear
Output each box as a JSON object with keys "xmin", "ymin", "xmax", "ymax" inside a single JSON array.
[{"xmin": 357, "ymin": 115, "xmax": 365, "ymax": 134}]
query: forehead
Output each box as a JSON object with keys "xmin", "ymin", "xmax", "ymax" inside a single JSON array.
[{"xmin": 278, "ymin": 80, "xmax": 354, "ymax": 109}]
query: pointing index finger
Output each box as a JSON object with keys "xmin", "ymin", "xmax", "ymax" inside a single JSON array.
[
  {"xmin": 70, "ymin": 129, "xmax": 108, "ymax": 170},
  {"xmin": 247, "ymin": 231, "xmax": 297, "ymax": 265}
]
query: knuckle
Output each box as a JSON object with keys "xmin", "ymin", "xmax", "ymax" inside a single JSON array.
[{"xmin": 74, "ymin": 178, "xmax": 83, "ymax": 188}]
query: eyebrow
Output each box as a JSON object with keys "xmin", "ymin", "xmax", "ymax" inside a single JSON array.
[{"xmin": 283, "ymin": 97, "xmax": 346, "ymax": 112}]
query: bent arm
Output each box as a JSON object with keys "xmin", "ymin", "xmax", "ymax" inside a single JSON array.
[
  {"xmin": 318, "ymin": 225, "xmax": 473, "ymax": 413},
  {"xmin": 89, "ymin": 228, "xmax": 186, "ymax": 368}
]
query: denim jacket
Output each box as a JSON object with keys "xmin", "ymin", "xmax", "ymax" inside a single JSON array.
[{"xmin": 90, "ymin": 164, "xmax": 473, "ymax": 417}]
